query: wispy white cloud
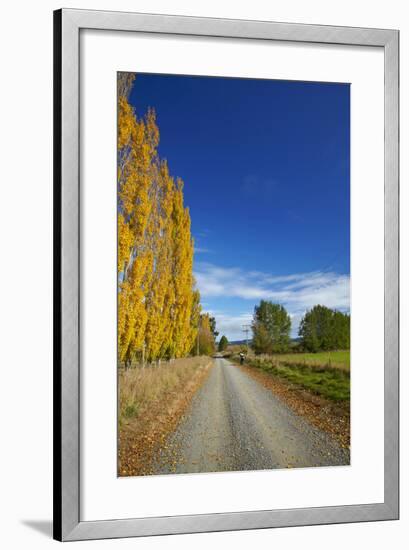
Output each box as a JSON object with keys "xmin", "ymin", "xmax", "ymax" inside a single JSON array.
[
  {"xmin": 195, "ymin": 263, "xmax": 349, "ymax": 310},
  {"xmin": 205, "ymin": 310, "xmax": 253, "ymax": 342},
  {"xmin": 195, "ymin": 263, "xmax": 350, "ymax": 339}
]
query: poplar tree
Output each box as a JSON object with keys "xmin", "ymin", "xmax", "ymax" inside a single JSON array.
[
  {"xmin": 195, "ymin": 314, "xmax": 216, "ymax": 356},
  {"xmin": 168, "ymin": 179, "xmax": 196, "ymax": 357},
  {"xmin": 144, "ymin": 162, "xmax": 174, "ymax": 361},
  {"xmin": 117, "ymin": 79, "xmax": 157, "ymax": 366},
  {"xmin": 117, "ymin": 72, "xmax": 202, "ymax": 365},
  {"xmin": 218, "ymin": 335, "xmax": 229, "ymax": 352}
]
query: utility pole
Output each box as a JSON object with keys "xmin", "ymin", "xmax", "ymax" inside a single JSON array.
[{"xmin": 242, "ymin": 325, "xmax": 251, "ymax": 351}]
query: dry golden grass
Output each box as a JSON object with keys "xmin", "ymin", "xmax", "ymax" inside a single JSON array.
[
  {"xmin": 119, "ymin": 356, "xmax": 211, "ymax": 425},
  {"xmin": 118, "ymin": 356, "xmax": 214, "ymax": 476}
]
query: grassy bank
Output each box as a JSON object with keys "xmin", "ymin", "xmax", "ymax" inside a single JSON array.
[
  {"xmin": 119, "ymin": 356, "xmax": 212, "ymax": 425},
  {"xmin": 235, "ymin": 352, "xmax": 350, "ymax": 402},
  {"xmin": 268, "ymin": 350, "xmax": 350, "ymax": 370},
  {"xmin": 118, "ymin": 356, "xmax": 213, "ymax": 476}
]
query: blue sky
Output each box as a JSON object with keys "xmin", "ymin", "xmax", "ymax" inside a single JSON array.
[{"xmin": 129, "ymin": 74, "xmax": 350, "ymax": 341}]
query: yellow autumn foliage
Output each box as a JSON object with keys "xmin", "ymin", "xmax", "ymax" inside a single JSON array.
[{"xmin": 117, "ymin": 72, "xmax": 202, "ymax": 366}]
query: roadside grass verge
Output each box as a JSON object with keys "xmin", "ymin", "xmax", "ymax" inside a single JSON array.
[
  {"xmin": 235, "ymin": 353, "xmax": 350, "ymax": 402},
  {"xmin": 262, "ymin": 363, "xmax": 349, "ymax": 401},
  {"xmin": 118, "ymin": 356, "xmax": 213, "ymax": 476},
  {"xmin": 267, "ymin": 350, "xmax": 350, "ymax": 370},
  {"xmin": 119, "ymin": 356, "xmax": 212, "ymax": 426}
]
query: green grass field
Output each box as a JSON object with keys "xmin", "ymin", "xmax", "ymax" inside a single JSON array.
[
  {"xmin": 268, "ymin": 350, "xmax": 350, "ymax": 370},
  {"xmin": 237, "ymin": 350, "xmax": 350, "ymax": 402},
  {"xmin": 268, "ymin": 363, "xmax": 349, "ymax": 401}
]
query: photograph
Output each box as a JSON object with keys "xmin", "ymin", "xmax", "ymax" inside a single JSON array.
[
  {"xmin": 117, "ymin": 71, "xmax": 351, "ymax": 477},
  {"xmin": 0, "ymin": 0, "xmax": 402, "ymax": 545}
]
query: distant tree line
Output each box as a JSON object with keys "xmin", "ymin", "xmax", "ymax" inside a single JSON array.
[{"xmin": 251, "ymin": 300, "xmax": 350, "ymax": 354}]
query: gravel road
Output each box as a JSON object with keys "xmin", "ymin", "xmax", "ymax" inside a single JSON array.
[{"xmin": 152, "ymin": 358, "xmax": 349, "ymax": 474}]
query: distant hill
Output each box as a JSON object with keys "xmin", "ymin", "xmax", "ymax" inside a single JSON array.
[
  {"xmin": 227, "ymin": 338, "xmax": 301, "ymax": 346},
  {"xmin": 228, "ymin": 339, "xmax": 249, "ymax": 346}
]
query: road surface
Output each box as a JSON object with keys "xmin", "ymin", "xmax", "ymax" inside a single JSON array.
[{"xmin": 152, "ymin": 358, "xmax": 349, "ymax": 474}]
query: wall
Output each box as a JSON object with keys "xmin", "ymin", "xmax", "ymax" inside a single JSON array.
[{"xmin": 0, "ymin": 1, "xmax": 406, "ymax": 548}]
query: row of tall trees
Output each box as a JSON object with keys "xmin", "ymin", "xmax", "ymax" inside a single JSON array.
[
  {"xmin": 251, "ymin": 300, "xmax": 350, "ymax": 354},
  {"xmin": 117, "ymin": 73, "xmax": 201, "ymax": 366},
  {"xmin": 298, "ymin": 305, "xmax": 350, "ymax": 352},
  {"xmin": 194, "ymin": 314, "xmax": 217, "ymax": 356}
]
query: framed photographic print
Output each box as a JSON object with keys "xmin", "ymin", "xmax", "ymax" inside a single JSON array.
[{"xmin": 54, "ymin": 8, "xmax": 399, "ymax": 541}]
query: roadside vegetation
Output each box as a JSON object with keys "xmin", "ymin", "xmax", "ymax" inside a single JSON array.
[
  {"xmin": 230, "ymin": 299, "xmax": 351, "ymax": 403},
  {"xmin": 298, "ymin": 305, "xmax": 350, "ymax": 352},
  {"xmin": 119, "ymin": 356, "xmax": 214, "ymax": 476},
  {"xmin": 230, "ymin": 299, "xmax": 350, "ymax": 446},
  {"xmin": 119, "ymin": 356, "xmax": 212, "ymax": 424},
  {"xmin": 236, "ymin": 354, "xmax": 350, "ymax": 402},
  {"xmin": 195, "ymin": 314, "xmax": 218, "ymax": 356},
  {"xmin": 267, "ymin": 350, "xmax": 350, "ymax": 369},
  {"xmin": 249, "ymin": 300, "xmax": 350, "ymax": 356},
  {"xmin": 252, "ymin": 301, "xmax": 291, "ymax": 353},
  {"xmin": 218, "ymin": 335, "xmax": 229, "ymax": 352}
]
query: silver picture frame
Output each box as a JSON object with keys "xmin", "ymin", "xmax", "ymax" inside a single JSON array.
[{"xmin": 53, "ymin": 8, "xmax": 399, "ymax": 541}]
